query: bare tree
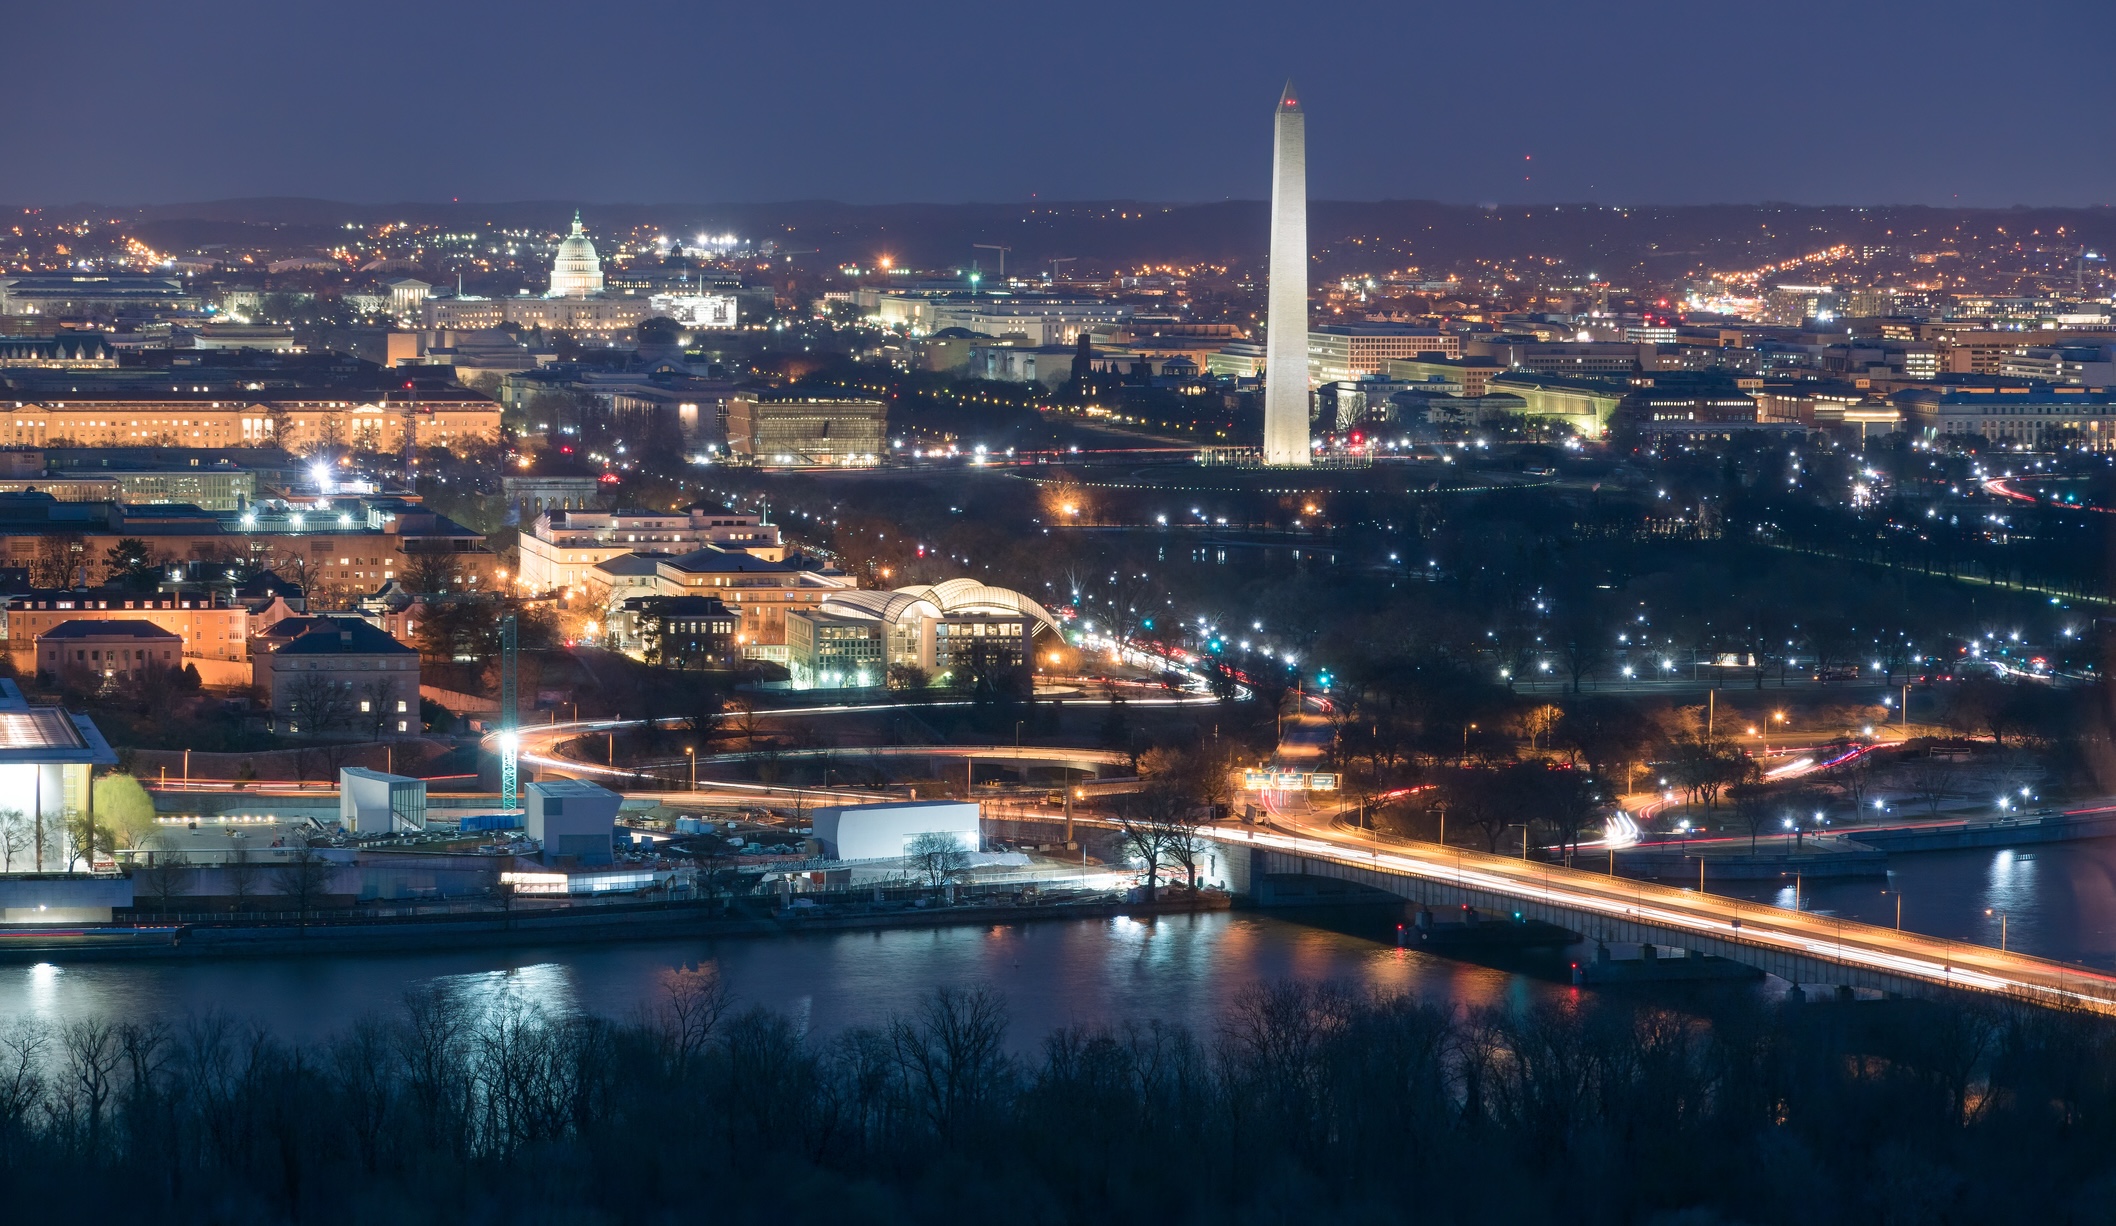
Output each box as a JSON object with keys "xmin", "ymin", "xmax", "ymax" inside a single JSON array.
[
  {"xmin": 0, "ymin": 1019, "xmax": 49, "ymax": 1135},
  {"xmin": 286, "ymin": 672, "xmax": 357, "ymax": 737},
  {"xmin": 887, "ymin": 985, "xmax": 1011, "ymax": 1143},
  {"xmin": 360, "ymin": 677, "xmax": 400, "ymax": 740},
  {"xmin": 650, "ymin": 966, "xmax": 730, "ymax": 1074},
  {"xmin": 273, "ymin": 831, "xmax": 337, "ymax": 925},
  {"xmin": 0, "ymin": 808, "xmax": 27, "ymax": 871},
  {"xmin": 224, "ymin": 844, "xmax": 262, "ymax": 912},
  {"xmin": 60, "ymin": 1020, "xmax": 121, "ymax": 1162},
  {"xmin": 1907, "ymin": 757, "xmax": 1956, "ymax": 817},
  {"xmin": 133, "ymin": 844, "xmax": 195, "ymax": 912},
  {"xmin": 1117, "ymin": 779, "xmax": 1189, "ymax": 901},
  {"xmin": 906, "ymin": 831, "xmax": 970, "ymax": 891}
]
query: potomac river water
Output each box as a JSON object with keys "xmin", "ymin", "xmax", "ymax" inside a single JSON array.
[{"xmin": 3, "ymin": 839, "xmax": 2116, "ymax": 1043}]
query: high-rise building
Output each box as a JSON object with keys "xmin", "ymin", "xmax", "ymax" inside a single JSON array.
[{"xmin": 1263, "ymin": 81, "xmax": 1310, "ymax": 466}]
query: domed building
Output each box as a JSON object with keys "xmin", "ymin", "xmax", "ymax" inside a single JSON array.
[
  {"xmin": 785, "ymin": 579, "xmax": 1062, "ymax": 690},
  {"xmin": 546, "ymin": 211, "xmax": 604, "ymax": 298}
]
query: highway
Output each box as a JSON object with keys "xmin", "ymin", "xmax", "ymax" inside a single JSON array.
[{"xmin": 480, "ymin": 655, "xmax": 2116, "ymax": 1010}]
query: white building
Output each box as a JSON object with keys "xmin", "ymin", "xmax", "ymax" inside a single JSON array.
[
  {"xmin": 809, "ymin": 800, "xmax": 980, "ymax": 861},
  {"xmin": 338, "ymin": 767, "xmax": 427, "ymax": 833},
  {"xmin": 548, "ymin": 213, "xmax": 605, "ymax": 298},
  {"xmin": 518, "ymin": 507, "xmax": 785, "ymax": 592},
  {"xmin": 526, "ymin": 779, "xmax": 621, "ymax": 864},
  {"xmin": 648, "ymin": 293, "xmax": 739, "ymax": 329},
  {"xmin": 0, "ymin": 677, "xmax": 118, "ymax": 875}
]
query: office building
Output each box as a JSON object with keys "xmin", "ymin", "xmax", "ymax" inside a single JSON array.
[
  {"xmin": 0, "ymin": 389, "xmax": 500, "ymax": 453},
  {"xmin": 1385, "ymin": 354, "xmax": 1499, "ymax": 398},
  {"xmin": 1894, "ymin": 383, "xmax": 2116, "ymax": 451},
  {"xmin": 518, "ymin": 507, "xmax": 783, "ymax": 592},
  {"xmin": 0, "ymin": 275, "xmax": 200, "ymax": 320},
  {"xmin": 726, "ymin": 394, "xmax": 885, "ymax": 467},
  {"xmin": 620, "ymin": 594, "xmax": 738, "ymax": 669},
  {"xmin": 783, "ymin": 579, "xmax": 1058, "ymax": 690},
  {"xmin": 525, "ymin": 779, "xmax": 621, "ymax": 865},
  {"xmin": 258, "ymin": 617, "xmax": 420, "ymax": 735},
  {"xmin": 34, "ymin": 619, "xmax": 182, "ymax": 688},
  {"xmin": 1310, "ymin": 325, "xmax": 1458, "ymax": 384}
]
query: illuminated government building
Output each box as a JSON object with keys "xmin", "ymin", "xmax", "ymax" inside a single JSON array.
[{"xmin": 424, "ymin": 212, "xmax": 652, "ymax": 336}]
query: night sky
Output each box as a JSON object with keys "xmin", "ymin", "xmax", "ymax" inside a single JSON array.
[{"xmin": 12, "ymin": 0, "xmax": 2116, "ymax": 208}]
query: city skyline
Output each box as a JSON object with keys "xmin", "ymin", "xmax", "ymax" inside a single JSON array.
[{"xmin": 6, "ymin": 6, "xmax": 2116, "ymax": 1220}]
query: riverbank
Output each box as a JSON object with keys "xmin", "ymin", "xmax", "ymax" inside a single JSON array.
[{"xmin": 0, "ymin": 890, "xmax": 1233, "ymax": 963}]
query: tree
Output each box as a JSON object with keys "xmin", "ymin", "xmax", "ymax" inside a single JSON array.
[
  {"xmin": 1116, "ymin": 779, "xmax": 1188, "ymax": 901},
  {"xmin": 676, "ymin": 680, "xmax": 728, "ymax": 757},
  {"xmin": 1553, "ymin": 602, "xmax": 1611, "ymax": 694},
  {"xmin": 64, "ymin": 809, "xmax": 112, "ymax": 871},
  {"xmin": 132, "ymin": 843, "xmax": 195, "ymax": 912},
  {"xmin": 1558, "ymin": 697, "xmax": 1657, "ymax": 782},
  {"xmin": 285, "ymin": 672, "xmax": 357, "ymax": 737},
  {"xmin": 1513, "ymin": 702, "xmax": 1564, "ymax": 752},
  {"xmin": 885, "ymin": 663, "xmax": 930, "ymax": 694},
  {"xmin": 1730, "ymin": 782, "xmax": 1775, "ymax": 853},
  {"xmin": 905, "ymin": 831, "xmax": 970, "ymax": 891},
  {"xmin": 404, "ymin": 551, "xmax": 463, "ymax": 597},
  {"xmin": 273, "ymin": 831, "xmax": 336, "ymax": 924},
  {"xmin": 1431, "ymin": 767, "xmax": 1530, "ymax": 853},
  {"xmin": 1541, "ymin": 768, "xmax": 1604, "ymax": 864},
  {"xmin": 1669, "ymin": 736, "xmax": 1752, "ymax": 810},
  {"xmin": 224, "ymin": 844, "xmax": 262, "ymax": 911},
  {"xmin": 30, "ymin": 533, "xmax": 85, "ymax": 589},
  {"xmin": 359, "ymin": 677, "xmax": 400, "ymax": 739},
  {"xmin": 0, "ymin": 808, "xmax": 27, "ymax": 871},
  {"xmin": 102, "ymin": 538, "xmax": 162, "ymax": 591},
  {"xmin": 1907, "ymin": 756, "xmax": 1956, "ymax": 816}
]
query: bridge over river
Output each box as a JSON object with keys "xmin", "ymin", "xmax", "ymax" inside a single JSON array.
[{"xmin": 1217, "ymin": 825, "xmax": 2116, "ymax": 1013}]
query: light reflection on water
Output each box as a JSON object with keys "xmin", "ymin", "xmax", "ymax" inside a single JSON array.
[
  {"xmin": 10, "ymin": 839, "xmax": 2110, "ymax": 1044},
  {"xmin": 0, "ymin": 911, "xmax": 1555, "ymax": 1049},
  {"xmin": 1721, "ymin": 840, "xmax": 2116, "ymax": 970}
]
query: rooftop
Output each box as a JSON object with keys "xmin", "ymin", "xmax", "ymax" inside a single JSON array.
[
  {"xmin": 37, "ymin": 619, "xmax": 181, "ymax": 641},
  {"xmin": 273, "ymin": 618, "xmax": 416, "ymax": 656}
]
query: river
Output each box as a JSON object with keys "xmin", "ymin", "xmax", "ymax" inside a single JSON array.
[
  {"xmin": 0, "ymin": 910, "xmax": 1560, "ymax": 1048},
  {"xmin": 3, "ymin": 840, "xmax": 2112, "ymax": 1043}
]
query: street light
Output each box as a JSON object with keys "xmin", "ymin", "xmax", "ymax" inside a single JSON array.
[
  {"xmin": 1986, "ymin": 907, "xmax": 2008, "ymax": 951},
  {"xmin": 685, "ymin": 745, "xmax": 696, "ymax": 791}
]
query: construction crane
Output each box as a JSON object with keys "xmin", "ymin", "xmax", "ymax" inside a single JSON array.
[
  {"xmin": 973, "ymin": 243, "xmax": 1012, "ymax": 279},
  {"xmin": 499, "ymin": 612, "xmax": 519, "ymax": 811},
  {"xmin": 1047, "ymin": 256, "xmax": 1078, "ymax": 282}
]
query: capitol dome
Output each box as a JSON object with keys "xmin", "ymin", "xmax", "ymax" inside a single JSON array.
[{"xmin": 546, "ymin": 211, "xmax": 604, "ymax": 298}]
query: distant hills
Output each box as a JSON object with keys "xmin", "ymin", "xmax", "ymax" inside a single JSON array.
[{"xmin": 18, "ymin": 197, "xmax": 2116, "ymax": 285}]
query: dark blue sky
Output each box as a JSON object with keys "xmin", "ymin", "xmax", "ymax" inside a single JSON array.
[{"xmin": 13, "ymin": 0, "xmax": 2116, "ymax": 207}]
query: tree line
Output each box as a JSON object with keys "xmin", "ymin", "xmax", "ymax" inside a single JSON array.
[{"xmin": 2, "ymin": 976, "xmax": 2114, "ymax": 1223}]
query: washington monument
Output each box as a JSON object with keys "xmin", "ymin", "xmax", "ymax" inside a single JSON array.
[{"xmin": 1262, "ymin": 80, "xmax": 1310, "ymax": 466}]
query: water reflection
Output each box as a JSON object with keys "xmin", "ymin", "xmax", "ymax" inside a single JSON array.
[
  {"xmin": 0, "ymin": 911, "xmax": 1562, "ymax": 1049},
  {"xmin": 15, "ymin": 843, "xmax": 2112, "ymax": 1047},
  {"xmin": 1721, "ymin": 841, "xmax": 2116, "ymax": 969}
]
